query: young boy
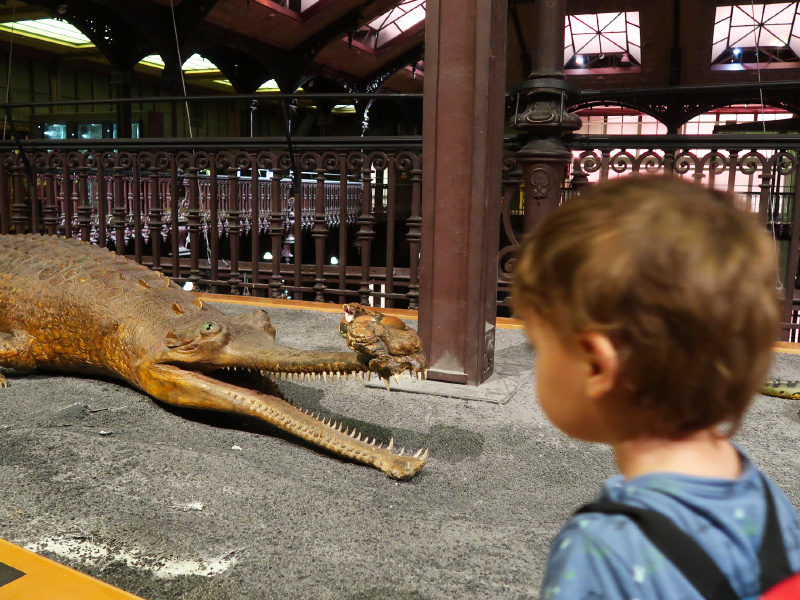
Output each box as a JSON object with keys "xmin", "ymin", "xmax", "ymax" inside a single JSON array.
[{"xmin": 513, "ymin": 176, "xmax": 800, "ymax": 599}]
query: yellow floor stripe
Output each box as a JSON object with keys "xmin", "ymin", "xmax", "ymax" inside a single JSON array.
[
  {"xmin": 196, "ymin": 293, "xmax": 526, "ymax": 329},
  {"xmin": 0, "ymin": 539, "xmax": 143, "ymax": 600}
]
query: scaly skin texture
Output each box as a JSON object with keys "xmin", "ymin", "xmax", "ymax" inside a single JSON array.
[
  {"xmin": 760, "ymin": 380, "xmax": 800, "ymax": 399},
  {"xmin": 0, "ymin": 234, "xmax": 429, "ymax": 479}
]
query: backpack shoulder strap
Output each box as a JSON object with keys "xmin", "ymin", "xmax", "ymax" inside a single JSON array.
[
  {"xmin": 758, "ymin": 478, "xmax": 794, "ymax": 590},
  {"xmin": 575, "ymin": 500, "xmax": 739, "ymax": 600}
]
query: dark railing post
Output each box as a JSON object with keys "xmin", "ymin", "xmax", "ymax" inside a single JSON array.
[
  {"xmin": 169, "ymin": 154, "xmax": 180, "ymax": 277},
  {"xmin": 250, "ymin": 154, "xmax": 261, "ymax": 296},
  {"xmin": 0, "ymin": 158, "xmax": 9, "ymax": 234},
  {"xmin": 312, "ymin": 160, "xmax": 328, "ymax": 302},
  {"xmin": 96, "ymin": 158, "xmax": 107, "ymax": 245},
  {"xmin": 209, "ymin": 156, "xmax": 220, "ymax": 293},
  {"xmin": 228, "ymin": 170, "xmax": 242, "ymax": 295},
  {"xmin": 570, "ymin": 157, "xmax": 589, "ymax": 195},
  {"xmin": 112, "ymin": 163, "xmax": 126, "ymax": 254},
  {"xmin": 149, "ymin": 165, "xmax": 163, "ymax": 272},
  {"xmin": 337, "ymin": 153, "xmax": 349, "ymax": 305},
  {"xmin": 357, "ymin": 156, "xmax": 375, "ymax": 304},
  {"xmin": 132, "ymin": 155, "xmax": 142, "ymax": 263},
  {"xmin": 268, "ymin": 167, "xmax": 284, "ymax": 298},
  {"xmin": 77, "ymin": 166, "xmax": 91, "ymax": 242},
  {"xmin": 405, "ymin": 158, "xmax": 422, "ymax": 310},
  {"xmin": 186, "ymin": 166, "xmax": 201, "ymax": 285},
  {"xmin": 42, "ymin": 164, "xmax": 59, "ymax": 236},
  {"xmin": 11, "ymin": 166, "xmax": 29, "ymax": 234},
  {"xmin": 511, "ymin": 0, "xmax": 581, "ymax": 233},
  {"xmin": 384, "ymin": 156, "xmax": 397, "ymax": 308}
]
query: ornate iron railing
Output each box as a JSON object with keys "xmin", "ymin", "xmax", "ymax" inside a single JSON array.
[
  {"xmin": 3, "ymin": 134, "xmax": 800, "ymax": 333},
  {"xmin": 0, "ymin": 140, "xmax": 423, "ymax": 309},
  {"xmin": 499, "ymin": 135, "xmax": 800, "ymax": 339}
]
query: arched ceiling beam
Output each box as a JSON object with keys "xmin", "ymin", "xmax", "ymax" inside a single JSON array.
[{"xmin": 191, "ymin": 45, "xmax": 274, "ymax": 94}]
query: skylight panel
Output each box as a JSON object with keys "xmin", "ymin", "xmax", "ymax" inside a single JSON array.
[
  {"xmin": 712, "ymin": 3, "xmax": 800, "ymax": 64},
  {"xmin": 139, "ymin": 53, "xmax": 220, "ymax": 73},
  {"xmin": 0, "ymin": 18, "xmax": 93, "ymax": 48},
  {"xmin": 564, "ymin": 11, "xmax": 641, "ymax": 69},
  {"xmin": 360, "ymin": 0, "xmax": 425, "ymax": 49},
  {"xmin": 213, "ymin": 79, "xmax": 289, "ymax": 92}
]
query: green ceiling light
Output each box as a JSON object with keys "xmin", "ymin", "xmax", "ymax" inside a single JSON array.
[
  {"xmin": 139, "ymin": 53, "xmax": 220, "ymax": 73},
  {"xmin": 0, "ymin": 18, "xmax": 94, "ymax": 48}
]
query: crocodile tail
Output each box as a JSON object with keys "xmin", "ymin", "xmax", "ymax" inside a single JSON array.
[{"xmin": 760, "ymin": 379, "xmax": 800, "ymax": 399}]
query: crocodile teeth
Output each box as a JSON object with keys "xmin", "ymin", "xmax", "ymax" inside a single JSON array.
[
  {"xmin": 424, "ymin": 369, "xmax": 428, "ymax": 380},
  {"xmin": 393, "ymin": 375, "xmax": 401, "ymax": 385},
  {"xmin": 386, "ymin": 437, "xmax": 394, "ymax": 451},
  {"xmin": 384, "ymin": 378, "xmax": 390, "ymax": 391},
  {"xmin": 420, "ymin": 449, "xmax": 429, "ymax": 461},
  {"xmin": 322, "ymin": 372, "xmax": 327, "ymax": 382},
  {"xmin": 329, "ymin": 371, "xmax": 334, "ymax": 380},
  {"xmin": 260, "ymin": 369, "xmax": 266, "ymax": 376},
  {"xmin": 398, "ymin": 447, "xmax": 405, "ymax": 456},
  {"xmin": 413, "ymin": 448, "xmax": 423, "ymax": 459},
  {"xmin": 337, "ymin": 371, "xmax": 341, "ymax": 382}
]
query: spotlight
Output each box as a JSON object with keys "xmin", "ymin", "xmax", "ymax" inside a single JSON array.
[
  {"xmin": 183, "ymin": 282, "xmax": 194, "ymax": 291},
  {"xmin": 263, "ymin": 251, "xmax": 273, "ymax": 260},
  {"xmin": 330, "ymin": 256, "xmax": 339, "ymax": 265},
  {"xmin": 575, "ymin": 55, "xmax": 585, "ymax": 66},
  {"xmin": 732, "ymin": 47, "xmax": 742, "ymax": 57}
]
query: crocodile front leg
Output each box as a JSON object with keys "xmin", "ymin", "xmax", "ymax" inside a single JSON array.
[{"xmin": 0, "ymin": 330, "xmax": 36, "ymax": 387}]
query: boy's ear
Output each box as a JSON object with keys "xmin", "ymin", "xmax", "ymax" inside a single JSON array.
[{"xmin": 577, "ymin": 332, "xmax": 619, "ymax": 400}]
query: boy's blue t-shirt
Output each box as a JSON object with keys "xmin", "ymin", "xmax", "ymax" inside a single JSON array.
[{"xmin": 542, "ymin": 451, "xmax": 800, "ymax": 600}]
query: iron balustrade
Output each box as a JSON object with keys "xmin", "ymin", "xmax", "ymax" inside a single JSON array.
[
  {"xmin": 498, "ymin": 136, "xmax": 800, "ymax": 340},
  {"xmin": 3, "ymin": 133, "xmax": 800, "ymax": 335},
  {"xmin": 0, "ymin": 141, "xmax": 423, "ymax": 309}
]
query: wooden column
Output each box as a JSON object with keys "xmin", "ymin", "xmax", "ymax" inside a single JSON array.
[{"xmin": 419, "ymin": 0, "xmax": 508, "ymax": 385}]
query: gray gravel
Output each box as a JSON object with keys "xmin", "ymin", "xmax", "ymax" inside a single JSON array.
[{"xmin": 1, "ymin": 304, "xmax": 799, "ymax": 600}]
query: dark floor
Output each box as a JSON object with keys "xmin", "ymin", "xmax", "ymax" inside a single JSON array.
[{"xmin": 1, "ymin": 304, "xmax": 799, "ymax": 600}]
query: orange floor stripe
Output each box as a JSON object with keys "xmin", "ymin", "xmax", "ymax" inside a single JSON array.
[
  {"xmin": 0, "ymin": 539, "xmax": 143, "ymax": 600},
  {"xmin": 196, "ymin": 293, "xmax": 528, "ymax": 329}
]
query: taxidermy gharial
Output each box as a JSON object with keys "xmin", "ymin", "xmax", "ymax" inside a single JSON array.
[{"xmin": 0, "ymin": 234, "xmax": 429, "ymax": 479}]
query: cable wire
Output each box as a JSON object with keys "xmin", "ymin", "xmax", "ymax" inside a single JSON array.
[
  {"xmin": 169, "ymin": 0, "xmax": 193, "ymax": 139},
  {"xmin": 2, "ymin": 4, "xmax": 15, "ymax": 140}
]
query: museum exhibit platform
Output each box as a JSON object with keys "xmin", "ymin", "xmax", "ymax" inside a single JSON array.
[{"xmin": 1, "ymin": 297, "xmax": 799, "ymax": 600}]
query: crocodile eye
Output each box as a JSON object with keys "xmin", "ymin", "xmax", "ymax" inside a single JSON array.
[{"xmin": 202, "ymin": 322, "xmax": 218, "ymax": 333}]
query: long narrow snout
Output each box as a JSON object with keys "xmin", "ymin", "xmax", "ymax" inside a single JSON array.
[{"xmin": 137, "ymin": 363, "xmax": 428, "ymax": 479}]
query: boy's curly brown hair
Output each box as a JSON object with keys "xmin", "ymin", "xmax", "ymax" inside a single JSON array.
[{"xmin": 513, "ymin": 176, "xmax": 780, "ymax": 438}]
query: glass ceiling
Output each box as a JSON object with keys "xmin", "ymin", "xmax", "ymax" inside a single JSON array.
[
  {"xmin": 267, "ymin": 0, "xmax": 320, "ymax": 14},
  {"xmin": 0, "ymin": 18, "xmax": 94, "ymax": 48},
  {"xmin": 214, "ymin": 78, "xmax": 281, "ymax": 92},
  {"xmin": 564, "ymin": 11, "xmax": 641, "ymax": 67},
  {"xmin": 712, "ymin": 3, "xmax": 800, "ymax": 62},
  {"xmin": 140, "ymin": 54, "xmax": 220, "ymax": 73},
  {"xmin": 356, "ymin": 0, "xmax": 426, "ymax": 49}
]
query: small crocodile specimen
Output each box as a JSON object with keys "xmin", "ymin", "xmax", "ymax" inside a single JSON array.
[
  {"xmin": 0, "ymin": 234, "xmax": 429, "ymax": 479},
  {"xmin": 760, "ymin": 380, "xmax": 800, "ymax": 399}
]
